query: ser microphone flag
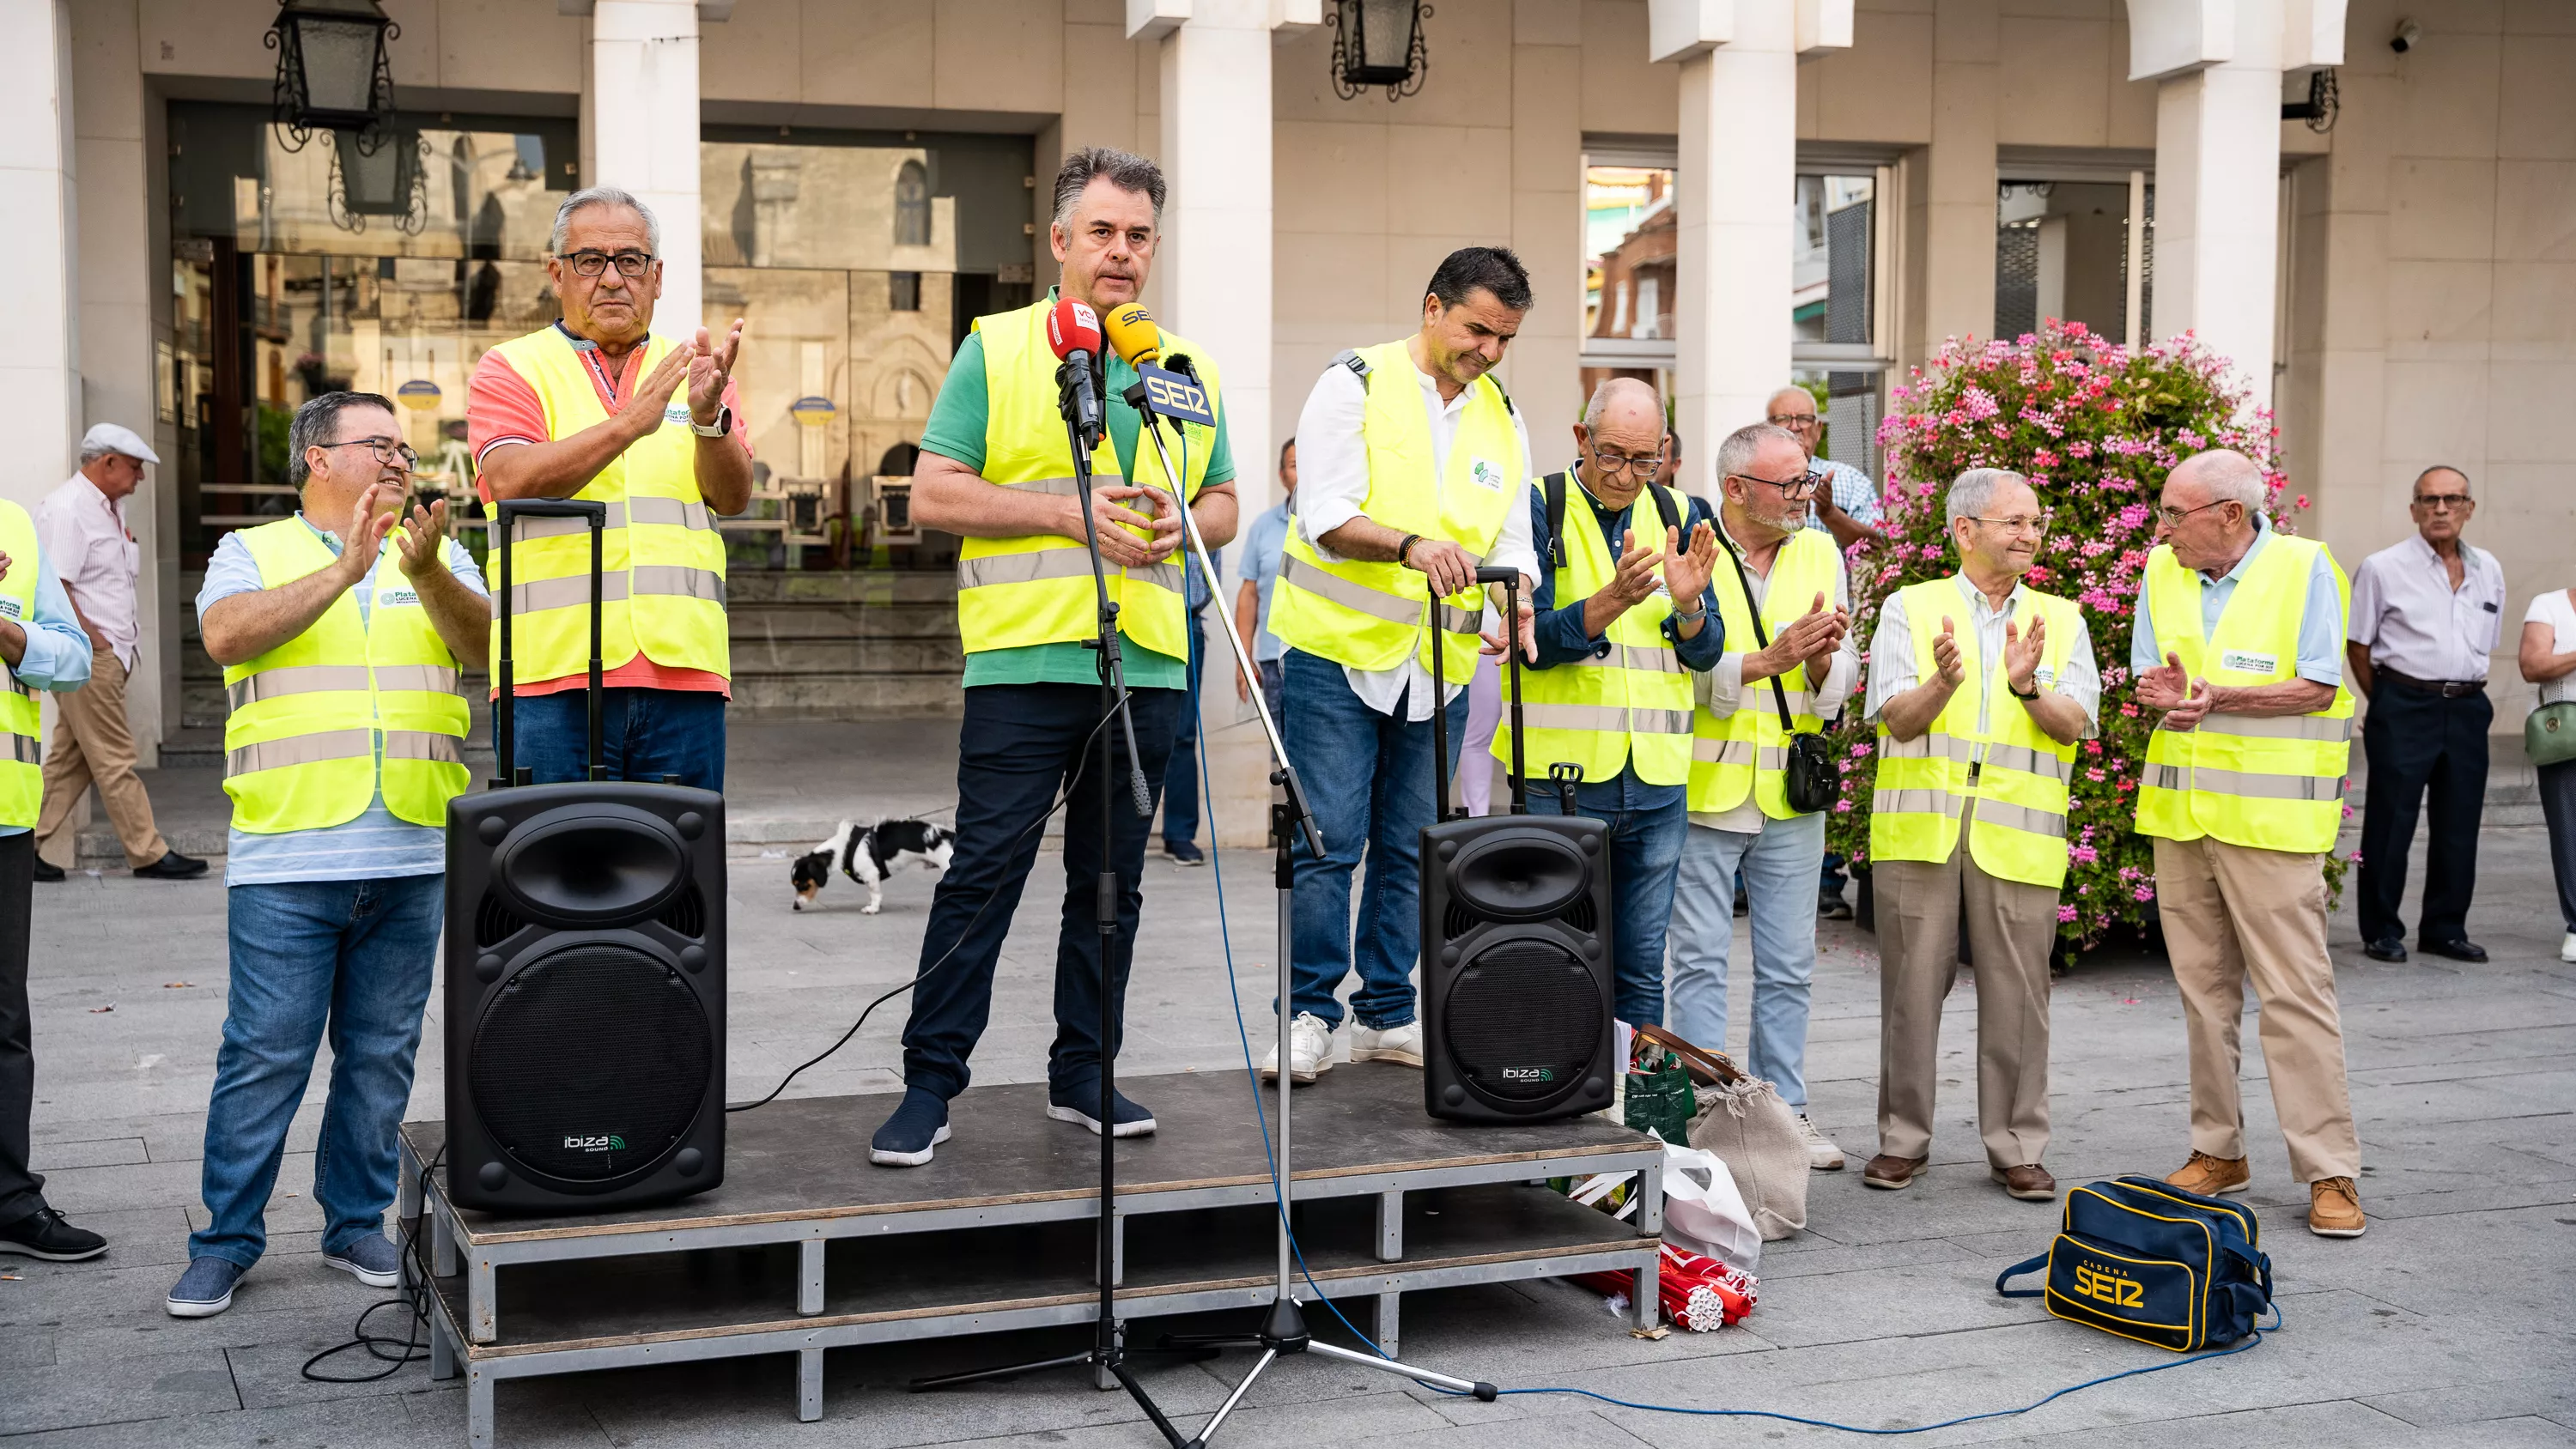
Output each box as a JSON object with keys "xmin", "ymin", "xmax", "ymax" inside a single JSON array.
[{"xmin": 1102, "ymin": 303, "xmax": 1215, "ymax": 428}]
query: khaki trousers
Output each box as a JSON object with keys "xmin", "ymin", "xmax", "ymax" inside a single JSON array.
[
  {"xmin": 1874, "ymin": 809, "xmax": 2058, "ymax": 1167},
  {"xmin": 33, "ymin": 648, "xmax": 167, "ymax": 870},
  {"xmin": 2153, "ymin": 834, "xmax": 2360, "ymax": 1183}
]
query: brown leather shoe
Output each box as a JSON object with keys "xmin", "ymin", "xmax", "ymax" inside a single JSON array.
[
  {"xmin": 1862, "ymin": 1153, "xmax": 1927, "ymax": 1189},
  {"xmin": 1991, "ymin": 1164, "xmax": 2057, "ymax": 1201},
  {"xmin": 2165, "ymin": 1150, "xmax": 2250, "ymax": 1197},
  {"xmin": 2308, "ymin": 1176, "xmax": 2366, "ymax": 1237}
]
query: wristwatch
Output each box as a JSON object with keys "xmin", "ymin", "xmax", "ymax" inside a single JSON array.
[
  {"xmin": 1672, "ymin": 603, "xmax": 1708, "ymax": 626},
  {"xmin": 1397, "ymin": 533, "xmax": 1422, "ymax": 567},
  {"xmin": 2009, "ymin": 677, "xmax": 2043, "ymax": 700},
  {"xmin": 689, "ymin": 404, "xmax": 732, "ymax": 439}
]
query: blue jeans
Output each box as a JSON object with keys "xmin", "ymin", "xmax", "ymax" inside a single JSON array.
[
  {"xmin": 1160, "ymin": 609, "xmax": 1207, "ymax": 849},
  {"xmin": 1667, "ymin": 813, "xmax": 1826, "ymax": 1109},
  {"xmin": 1526, "ymin": 780, "xmax": 1689, "ymax": 1027},
  {"xmin": 506, "ymin": 687, "xmax": 726, "ymax": 791},
  {"xmin": 1283, "ymin": 648, "xmax": 1464, "ymax": 1031},
  {"xmin": 191, "ymin": 875, "xmax": 443, "ymax": 1268}
]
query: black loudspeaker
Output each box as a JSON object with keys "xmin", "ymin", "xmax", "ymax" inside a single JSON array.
[
  {"xmin": 1419, "ymin": 814, "xmax": 1618, "ymax": 1121},
  {"xmin": 445, "ymin": 782, "xmax": 726, "ymax": 1212}
]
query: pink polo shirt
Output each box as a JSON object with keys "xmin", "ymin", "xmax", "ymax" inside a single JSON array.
[{"xmin": 37, "ymin": 475, "xmax": 140, "ymax": 672}]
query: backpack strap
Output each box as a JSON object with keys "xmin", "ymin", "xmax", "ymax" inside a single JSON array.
[
  {"xmin": 1543, "ymin": 470, "xmax": 1571, "ymax": 570},
  {"xmin": 1647, "ymin": 482, "xmax": 1682, "ymax": 539},
  {"xmin": 1996, "ymin": 1252, "xmax": 2050, "ymax": 1299},
  {"xmin": 1331, "ymin": 348, "xmax": 1371, "ymax": 379},
  {"xmin": 1486, "ymin": 373, "xmax": 1516, "ymax": 415}
]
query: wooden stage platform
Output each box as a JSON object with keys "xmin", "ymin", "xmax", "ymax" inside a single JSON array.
[{"xmin": 398, "ymin": 1063, "xmax": 1666, "ymax": 1448}]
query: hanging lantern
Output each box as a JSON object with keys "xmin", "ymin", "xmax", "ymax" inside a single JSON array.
[
  {"xmin": 268, "ymin": 0, "xmax": 398, "ymax": 154},
  {"xmin": 328, "ymin": 128, "xmax": 428, "ymax": 234},
  {"xmin": 1330, "ymin": 0, "xmax": 1431, "ymax": 102}
]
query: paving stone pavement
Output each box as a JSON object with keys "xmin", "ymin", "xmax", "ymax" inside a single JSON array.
[{"xmin": 4, "ymin": 745, "xmax": 2572, "ymax": 1448}]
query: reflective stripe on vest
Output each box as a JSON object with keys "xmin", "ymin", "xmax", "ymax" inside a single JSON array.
[
  {"xmin": 1501, "ymin": 478, "xmax": 1698, "ymax": 787},
  {"xmin": 952, "ymin": 299, "xmax": 1218, "ymax": 662},
  {"xmin": 0, "ymin": 502, "xmax": 44, "ymax": 827},
  {"xmin": 2136, "ymin": 535, "xmax": 2354, "ymax": 855},
  {"xmin": 1267, "ymin": 340, "xmax": 1523, "ymax": 686},
  {"xmin": 1686, "ymin": 528, "xmax": 1839, "ymax": 817},
  {"xmin": 1867, "ymin": 579, "xmax": 2084, "ymax": 888},
  {"xmin": 486, "ymin": 325, "xmax": 730, "ymax": 684},
  {"xmin": 222, "ymin": 518, "xmax": 473, "ymax": 834}
]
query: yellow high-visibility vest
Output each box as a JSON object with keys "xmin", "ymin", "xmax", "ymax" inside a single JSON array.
[
  {"xmin": 1267, "ymin": 342, "xmax": 1522, "ymax": 686},
  {"xmin": 953, "ymin": 299, "xmax": 1219, "ymax": 660},
  {"xmin": 484, "ymin": 325, "xmax": 729, "ymax": 683},
  {"xmin": 1501, "ymin": 476, "xmax": 1696, "ymax": 787},
  {"xmin": 1686, "ymin": 527, "xmax": 1840, "ymax": 817},
  {"xmin": 1868, "ymin": 578, "xmax": 2084, "ymax": 888},
  {"xmin": 222, "ymin": 518, "xmax": 471, "ymax": 834},
  {"xmin": 0, "ymin": 502, "xmax": 45, "ymax": 828},
  {"xmin": 2136, "ymin": 534, "xmax": 2353, "ymax": 855}
]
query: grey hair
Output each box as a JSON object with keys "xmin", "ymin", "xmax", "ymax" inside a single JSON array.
[
  {"xmin": 1946, "ymin": 468, "xmax": 2028, "ymax": 526},
  {"xmin": 2413, "ymin": 464, "xmax": 2471, "ymax": 497},
  {"xmin": 550, "ymin": 186, "xmax": 661, "ymax": 256},
  {"xmin": 288, "ymin": 391, "xmax": 396, "ymax": 488},
  {"xmin": 78, "ymin": 440, "xmax": 119, "ymax": 465},
  {"xmin": 1583, "ymin": 377, "xmax": 1662, "ymax": 435},
  {"xmin": 1716, "ymin": 422, "xmax": 1801, "ymax": 484},
  {"xmin": 1052, "ymin": 147, "xmax": 1166, "ymax": 230},
  {"xmin": 2176, "ymin": 448, "xmax": 2266, "ymax": 512}
]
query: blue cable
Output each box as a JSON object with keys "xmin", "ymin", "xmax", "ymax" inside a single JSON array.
[{"xmin": 1188, "ymin": 712, "xmax": 2281, "ymax": 1433}]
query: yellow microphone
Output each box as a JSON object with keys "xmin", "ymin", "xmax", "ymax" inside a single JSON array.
[{"xmin": 1102, "ymin": 303, "xmax": 1162, "ymax": 368}]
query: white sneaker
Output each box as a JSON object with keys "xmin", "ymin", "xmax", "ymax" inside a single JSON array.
[
  {"xmin": 1796, "ymin": 1114, "xmax": 1847, "ymax": 1171},
  {"xmin": 1259, "ymin": 1013, "xmax": 1335, "ymax": 1084},
  {"xmin": 2561, "ymin": 931, "xmax": 2576, "ymax": 965},
  {"xmin": 1350, "ymin": 1022, "xmax": 1425, "ymax": 1068}
]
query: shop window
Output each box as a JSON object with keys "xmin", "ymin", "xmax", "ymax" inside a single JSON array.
[{"xmin": 1995, "ymin": 174, "xmax": 2153, "ymax": 346}]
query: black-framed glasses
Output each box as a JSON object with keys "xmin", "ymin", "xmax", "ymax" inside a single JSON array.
[
  {"xmin": 556, "ymin": 250, "xmax": 656, "ymax": 279},
  {"xmin": 1964, "ymin": 513, "xmax": 2050, "ymax": 537},
  {"xmin": 1733, "ymin": 470, "xmax": 1823, "ymax": 500},
  {"xmin": 2411, "ymin": 492, "xmax": 2473, "ymax": 511},
  {"xmin": 2154, "ymin": 499, "xmax": 2233, "ymax": 529},
  {"xmin": 1588, "ymin": 444, "xmax": 1661, "ymax": 476},
  {"xmin": 1765, "ymin": 412, "xmax": 1820, "ymax": 428},
  {"xmin": 320, "ymin": 437, "xmax": 418, "ymax": 470}
]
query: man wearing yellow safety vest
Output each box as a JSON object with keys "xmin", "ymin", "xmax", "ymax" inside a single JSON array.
[
  {"xmin": 0, "ymin": 479, "xmax": 102, "ymax": 1266},
  {"xmin": 1508, "ymin": 379, "xmax": 1722, "ymax": 1031},
  {"xmin": 466, "ymin": 187, "xmax": 750, "ymax": 791},
  {"xmin": 168, "ymin": 392, "xmax": 490, "ymax": 1318},
  {"xmin": 868, "ymin": 149, "xmax": 1239, "ymax": 1167},
  {"xmin": 1861, "ymin": 470, "xmax": 2099, "ymax": 1203},
  {"xmin": 1261, "ymin": 247, "xmax": 1542, "ymax": 1085},
  {"xmin": 2131, "ymin": 450, "xmax": 2366, "ymax": 1240},
  {"xmin": 1666, "ymin": 423, "xmax": 1859, "ymax": 1171}
]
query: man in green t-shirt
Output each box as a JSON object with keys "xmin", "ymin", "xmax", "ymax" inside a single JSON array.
[{"xmin": 868, "ymin": 147, "xmax": 1237, "ymax": 1168}]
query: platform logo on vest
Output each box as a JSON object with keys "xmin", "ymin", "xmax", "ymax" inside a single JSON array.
[
  {"xmin": 1468, "ymin": 457, "xmax": 1507, "ymax": 492},
  {"xmin": 2218, "ymin": 649, "xmax": 2280, "ymax": 676},
  {"xmin": 0, "ymin": 597, "xmax": 21, "ymax": 621}
]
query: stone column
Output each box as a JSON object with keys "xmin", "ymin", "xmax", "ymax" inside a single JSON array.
[
  {"xmin": 0, "ymin": 0, "xmax": 79, "ymax": 511},
  {"xmin": 586, "ymin": 0, "xmax": 705, "ymax": 336}
]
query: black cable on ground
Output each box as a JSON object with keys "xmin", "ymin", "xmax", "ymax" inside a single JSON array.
[{"xmin": 301, "ymin": 1147, "xmax": 445, "ymax": 1384}]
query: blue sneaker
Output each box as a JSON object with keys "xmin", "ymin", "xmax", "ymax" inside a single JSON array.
[
  {"xmin": 166, "ymin": 1256, "xmax": 246, "ymax": 1319},
  {"xmin": 323, "ymin": 1233, "xmax": 402, "ymax": 1288},
  {"xmin": 1047, "ymin": 1077, "xmax": 1157, "ymax": 1137},
  {"xmin": 869, "ymin": 1087, "xmax": 951, "ymax": 1167},
  {"xmin": 1162, "ymin": 839, "xmax": 1205, "ymax": 866}
]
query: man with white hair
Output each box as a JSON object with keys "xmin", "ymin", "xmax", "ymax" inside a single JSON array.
[
  {"xmin": 2132, "ymin": 448, "xmax": 2364, "ymax": 1239},
  {"xmin": 31, "ymin": 425, "xmax": 205, "ymax": 882},
  {"xmin": 1862, "ymin": 469, "xmax": 2096, "ymax": 1203},
  {"xmin": 465, "ymin": 186, "xmax": 751, "ymax": 790}
]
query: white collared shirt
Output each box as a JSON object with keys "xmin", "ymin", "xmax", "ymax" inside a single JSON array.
[
  {"xmin": 1688, "ymin": 513, "xmax": 1862, "ymax": 834},
  {"xmin": 37, "ymin": 474, "xmax": 141, "ymax": 671},
  {"xmin": 2348, "ymin": 533, "xmax": 2506, "ymax": 683},
  {"xmin": 1291, "ymin": 353, "xmax": 1540, "ymax": 721}
]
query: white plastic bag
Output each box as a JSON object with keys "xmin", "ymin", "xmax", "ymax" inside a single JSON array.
[{"xmin": 1654, "ymin": 1134, "xmax": 1762, "ymax": 1274}]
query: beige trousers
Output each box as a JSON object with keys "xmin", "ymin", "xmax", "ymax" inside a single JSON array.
[
  {"xmin": 2153, "ymin": 834, "xmax": 2360, "ymax": 1183},
  {"xmin": 1874, "ymin": 809, "xmax": 2059, "ymax": 1167},
  {"xmin": 33, "ymin": 648, "xmax": 167, "ymax": 869}
]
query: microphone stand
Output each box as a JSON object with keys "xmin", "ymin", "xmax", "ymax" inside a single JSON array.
[
  {"xmin": 1122, "ymin": 364, "xmax": 1496, "ymax": 1445},
  {"xmin": 909, "ymin": 350, "xmax": 1190, "ymax": 1447}
]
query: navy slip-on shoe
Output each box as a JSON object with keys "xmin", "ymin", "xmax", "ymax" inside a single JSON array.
[
  {"xmin": 1046, "ymin": 1078, "xmax": 1157, "ymax": 1137},
  {"xmin": 870, "ymin": 1087, "xmax": 952, "ymax": 1167},
  {"xmin": 322, "ymin": 1233, "xmax": 402, "ymax": 1288},
  {"xmin": 167, "ymin": 1256, "xmax": 246, "ymax": 1319}
]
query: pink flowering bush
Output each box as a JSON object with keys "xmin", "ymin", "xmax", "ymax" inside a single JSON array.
[{"xmin": 1830, "ymin": 320, "xmax": 2347, "ymax": 953}]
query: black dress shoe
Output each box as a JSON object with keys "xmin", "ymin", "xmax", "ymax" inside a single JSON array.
[
  {"xmin": 132, "ymin": 851, "xmax": 209, "ymax": 881},
  {"xmin": 2421, "ymin": 938, "xmax": 2488, "ymax": 963},
  {"xmin": 2362, "ymin": 938, "xmax": 2408, "ymax": 962},
  {"xmin": 30, "ymin": 858, "xmax": 63, "ymax": 882},
  {"xmin": 0, "ymin": 1206, "xmax": 108, "ymax": 1262}
]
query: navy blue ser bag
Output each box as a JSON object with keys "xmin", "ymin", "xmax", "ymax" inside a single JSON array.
[{"xmin": 1996, "ymin": 1176, "xmax": 2276, "ymax": 1351}]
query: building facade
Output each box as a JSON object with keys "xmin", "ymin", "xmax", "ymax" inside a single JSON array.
[{"xmin": 6, "ymin": 0, "xmax": 2567, "ymax": 832}]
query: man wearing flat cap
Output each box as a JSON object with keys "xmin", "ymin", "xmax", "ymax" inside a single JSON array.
[{"xmin": 32, "ymin": 424, "xmax": 206, "ymax": 882}]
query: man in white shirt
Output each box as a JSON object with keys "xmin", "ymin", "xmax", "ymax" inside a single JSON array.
[
  {"xmin": 31, "ymin": 425, "xmax": 204, "ymax": 882},
  {"xmin": 2346, "ymin": 464, "xmax": 2506, "ymax": 964},
  {"xmin": 1260, "ymin": 246, "xmax": 1541, "ymax": 1083}
]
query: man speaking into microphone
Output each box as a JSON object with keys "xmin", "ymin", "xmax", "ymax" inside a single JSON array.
[{"xmin": 870, "ymin": 148, "xmax": 1239, "ymax": 1167}]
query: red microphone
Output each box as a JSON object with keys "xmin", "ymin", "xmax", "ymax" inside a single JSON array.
[
  {"xmin": 1046, "ymin": 297, "xmax": 1106, "ymax": 448},
  {"xmin": 1047, "ymin": 297, "xmax": 1103, "ymax": 361}
]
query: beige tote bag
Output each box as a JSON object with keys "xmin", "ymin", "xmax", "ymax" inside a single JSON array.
[{"xmin": 1634, "ymin": 1025, "xmax": 1810, "ymax": 1240}]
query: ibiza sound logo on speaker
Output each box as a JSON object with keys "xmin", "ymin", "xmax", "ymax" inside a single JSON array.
[
  {"xmin": 564, "ymin": 1134, "xmax": 628, "ymax": 1153},
  {"xmin": 1499, "ymin": 1066, "xmax": 1556, "ymax": 1083}
]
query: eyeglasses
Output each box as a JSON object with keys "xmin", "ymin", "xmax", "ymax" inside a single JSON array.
[
  {"xmin": 1588, "ymin": 444, "xmax": 1662, "ymax": 476},
  {"xmin": 2154, "ymin": 499, "xmax": 2233, "ymax": 529},
  {"xmin": 2411, "ymin": 493, "xmax": 2472, "ymax": 511},
  {"xmin": 1733, "ymin": 470, "xmax": 1824, "ymax": 500},
  {"xmin": 320, "ymin": 437, "xmax": 418, "ymax": 470},
  {"xmin": 1765, "ymin": 412, "xmax": 1820, "ymax": 428},
  {"xmin": 556, "ymin": 250, "xmax": 656, "ymax": 279},
  {"xmin": 1964, "ymin": 514, "xmax": 2050, "ymax": 537}
]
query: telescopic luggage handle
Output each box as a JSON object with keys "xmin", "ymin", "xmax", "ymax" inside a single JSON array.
[{"xmin": 492, "ymin": 499, "xmax": 608, "ymax": 789}]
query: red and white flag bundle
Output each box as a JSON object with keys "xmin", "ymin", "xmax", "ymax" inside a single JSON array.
[{"xmin": 1576, "ymin": 1242, "xmax": 1757, "ymax": 1332}]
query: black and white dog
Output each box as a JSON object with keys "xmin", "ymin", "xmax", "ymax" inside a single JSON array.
[{"xmin": 792, "ymin": 819, "xmax": 956, "ymax": 914}]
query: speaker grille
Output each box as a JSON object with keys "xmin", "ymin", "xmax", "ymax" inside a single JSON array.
[
  {"xmin": 469, "ymin": 943, "xmax": 713, "ymax": 1182},
  {"xmin": 1441, "ymin": 935, "xmax": 1604, "ymax": 1102},
  {"xmin": 475, "ymin": 892, "xmax": 526, "ymax": 949}
]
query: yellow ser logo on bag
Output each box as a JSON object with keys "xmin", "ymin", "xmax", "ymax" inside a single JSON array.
[{"xmin": 2072, "ymin": 1262, "xmax": 2146, "ymax": 1308}]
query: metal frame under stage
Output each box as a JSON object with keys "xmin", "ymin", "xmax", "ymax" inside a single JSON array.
[{"xmin": 398, "ymin": 1064, "xmax": 1664, "ymax": 1449}]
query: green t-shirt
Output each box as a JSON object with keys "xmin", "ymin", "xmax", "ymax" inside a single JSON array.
[{"xmin": 920, "ymin": 310, "xmax": 1236, "ymax": 690}]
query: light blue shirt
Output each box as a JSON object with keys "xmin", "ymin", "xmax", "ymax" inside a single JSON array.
[
  {"xmin": 1804, "ymin": 458, "xmax": 1880, "ymax": 533},
  {"xmin": 2129, "ymin": 514, "xmax": 2345, "ymax": 687},
  {"xmin": 1, "ymin": 549, "xmax": 97, "ymax": 838},
  {"xmin": 197, "ymin": 517, "xmax": 486, "ymax": 886},
  {"xmin": 1241, "ymin": 500, "xmax": 1291, "ymax": 663}
]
